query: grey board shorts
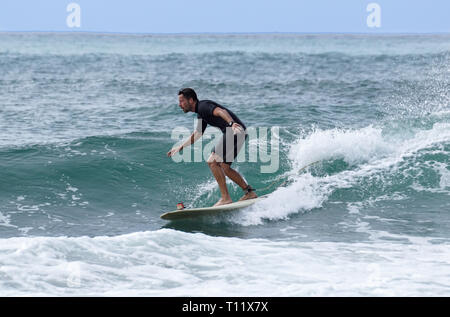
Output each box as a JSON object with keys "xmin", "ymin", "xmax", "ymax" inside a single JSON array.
[{"xmin": 211, "ymin": 127, "xmax": 247, "ymax": 165}]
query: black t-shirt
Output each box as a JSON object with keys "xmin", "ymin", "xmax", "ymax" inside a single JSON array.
[{"xmin": 195, "ymin": 100, "xmax": 246, "ymax": 134}]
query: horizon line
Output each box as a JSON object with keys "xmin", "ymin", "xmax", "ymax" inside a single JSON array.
[{"xmin": 1, "ymin": 30, "xmax": 450, "ymax": 36}]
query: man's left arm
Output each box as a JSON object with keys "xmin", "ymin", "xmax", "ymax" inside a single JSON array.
[{"xmin": 212, "ymin": 107, "xmax": 242, "ymax": 131}]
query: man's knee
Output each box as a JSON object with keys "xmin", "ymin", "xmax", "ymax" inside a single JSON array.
[{"xmin": 207, "ymin": 153, "xmax": 223, "ymax": 165}]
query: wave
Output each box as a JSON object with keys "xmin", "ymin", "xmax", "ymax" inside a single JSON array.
[
  {"xmin": 1, "ymin": 228, "xmax": 449, "ymax": 296},
  {"xmin": 229, "ymin": 119, "xmax": 450, "ymax": 226},
  {"xmin": 0, "ymin": 133, "xmax": 171, "ymax": 218},
  {"xmin": 1, "ymin": 114, "xmax": 449, "ymax": 232}
]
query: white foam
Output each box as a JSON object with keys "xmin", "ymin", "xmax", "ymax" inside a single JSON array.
[
  {"xmin": 290, "ymin": 122, "xmax": 450, "ymax": 172},
  {"xmin": 1, "ymin": 229, "xmax": 450, "ymax": 296},
  {"xmin": 0, "ymin": 211, "xmax": 16, "ymax": 228},
  {"xmin": 230, "ymin": 173, "xmax": 329, "ymax": 226},
  {"xmin": 186, "ymin": 178, "xmax": 218, "ymax": 208},
  {"xmin": 288, "ymin": 125, "xmax": 394, "ymax": 170},
  {"xmin": 437, "ymin": 163, "xmax": 450, "ymax": 191},
  {"xmin": 231, "ymin": 122, "xmax": 450, "ymax": 225},
  {"xmin": 410, "ymin": 162, "xmax": 450, "ymax": 194}
]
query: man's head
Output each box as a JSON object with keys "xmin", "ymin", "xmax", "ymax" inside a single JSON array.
[{"xmin": 178, "ymin": 88, "xmax": 198, "ymax": 113}]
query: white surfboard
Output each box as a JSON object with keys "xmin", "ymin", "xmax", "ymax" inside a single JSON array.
[{"xmin": 160, "ymin": 195, "xmax": 268, "ymax": 220}]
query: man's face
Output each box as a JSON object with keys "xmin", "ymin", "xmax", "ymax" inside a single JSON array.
[{"xmin": 178, "ymin": 95, "xmax": 192, "ymax": 113}]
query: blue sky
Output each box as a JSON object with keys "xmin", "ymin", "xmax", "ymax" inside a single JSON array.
[{"xmin": 0, "ymin": 0, "xmax": 449, "ymax": 33}]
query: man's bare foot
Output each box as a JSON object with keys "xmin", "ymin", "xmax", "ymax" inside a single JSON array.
[
  {"xmin": 239, "ymin": 185, "xmax": 257, "ymax": 201},
  {"xmin": 213, "ymin": 198, "xmax": 233, "ymax": 207},
  {"xmin": 238, "ymin": 191, "xmax": 258, "ymax": 201}
]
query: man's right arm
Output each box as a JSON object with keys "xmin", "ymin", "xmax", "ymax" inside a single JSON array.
[
  {"xmin": 168, "ymin": 118, "xmax": 206, "ymax": 158},
  {"xmin": 167, "ymin": 130, "xmax": 202, "ymax": 157},
  {"xmin": 181, "ymin": 130, "xmax": 202, "ymax": 150}
]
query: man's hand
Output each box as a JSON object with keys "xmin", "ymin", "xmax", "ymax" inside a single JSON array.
[
  {"xmin": 167, "ymin": 145, "xmax": 182, "ymax": 157},
  {"xmin": 232, "ymin": 123, "xmax": 244, "ymax": 134}
]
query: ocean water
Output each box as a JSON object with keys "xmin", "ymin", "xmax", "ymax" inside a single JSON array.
[{"xmin": 0, "ymin": 32, "xmax": 450, "ymax": 296}]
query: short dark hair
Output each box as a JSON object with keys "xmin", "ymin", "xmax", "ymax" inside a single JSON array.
[{"xmin": 178, "ymin": 88, "xmax": 198, "ymax": 102}]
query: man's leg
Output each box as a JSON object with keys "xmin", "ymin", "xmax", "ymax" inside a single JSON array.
[
  {"xmin": 207, "ymin": 129, "xmax": 256, "ymax": 205},
  {"xmin": 207, "ymin": 153, "xmax": 233, "ymax": 206},
  {"xmin": 220, "ymin": 163, "xmax": 258, "ymax": 201},
  {"xmin": 220, "ymin": 129, "xmax": 257, "ymax": 201},
  {"xmin": 220, "ymin": 163, "xmax": 247, "ymax": 189}
]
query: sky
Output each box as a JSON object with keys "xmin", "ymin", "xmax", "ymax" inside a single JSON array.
[{"xmin": 0, "ymin": 0, "xmax": 449, "ymax": 34}]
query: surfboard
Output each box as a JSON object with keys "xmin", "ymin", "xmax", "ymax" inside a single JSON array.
[{"xmin": 160, "ymin": 195, "xmax": 268, "ymax": 220}]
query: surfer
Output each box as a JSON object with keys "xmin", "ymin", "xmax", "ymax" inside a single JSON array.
[{"xmin": 167, "ymin": 88, "xmax": 257, "ymax": 206}]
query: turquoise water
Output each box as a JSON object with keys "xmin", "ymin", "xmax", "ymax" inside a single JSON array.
[{"xmin": 0, "ymin": 33, "xmax": 449, "ymax": 296}]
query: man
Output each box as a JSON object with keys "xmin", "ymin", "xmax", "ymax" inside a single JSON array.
[{"xmin": 167, "ymin": 88, "xmax": 257, "ymax": 206}]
